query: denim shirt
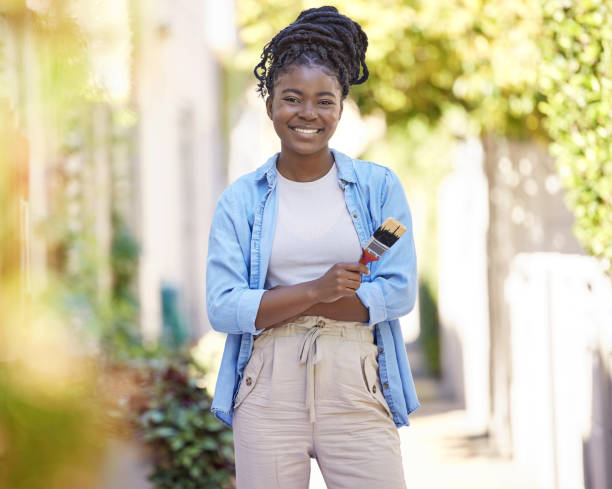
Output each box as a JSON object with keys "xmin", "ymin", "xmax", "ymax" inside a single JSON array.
[{"xmin": 206, "ymin": 148, "xmax": 421, "ymax": 428}]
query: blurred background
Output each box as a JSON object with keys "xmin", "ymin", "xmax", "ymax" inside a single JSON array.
[{"xmin": 1, "ymin": 1, "xmax": 611, "ymax": 488}]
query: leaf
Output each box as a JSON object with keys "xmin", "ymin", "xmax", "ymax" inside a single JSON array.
[
  {"xmin": 201, "ymin": 437, "xmax": 219, "ymax": 451},
  {"xmin": 152, "ymin": 426, "xmax": 177, "ymax": 438}
]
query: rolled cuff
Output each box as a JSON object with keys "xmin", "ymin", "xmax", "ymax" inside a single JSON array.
[
  {"xmin": 237, "ymin": 288, "xmax": 266, "ymax": 334},
  {"xmin": 356, "ymin": 281, "xmax": 387, "ymax": 326}
]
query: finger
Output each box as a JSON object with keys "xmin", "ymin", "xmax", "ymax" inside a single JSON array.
[
  {"xmin": 342, "ymin": 277, "xmax": 362, "ymax": 291},
  {"xmin": 341, "ymin": 270, "xmax": 365, "ymax": 282},
  {"xmin": 338, "ymin": 262, "xmax": 370, "ymax": 276}
]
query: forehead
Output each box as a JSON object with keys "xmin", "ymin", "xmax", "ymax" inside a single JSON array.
[{"xmin": 273, "ymin": 64, "xmax": 341, "ymax": 95}]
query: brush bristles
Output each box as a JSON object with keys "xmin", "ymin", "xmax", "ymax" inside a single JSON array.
[
  {"xmin": 372, "ymin": 217, "xmax": 406, "ymax": 247},
  {"xmin": 380, "ymin": 217, "xmax": 406, "ymax": 237}
]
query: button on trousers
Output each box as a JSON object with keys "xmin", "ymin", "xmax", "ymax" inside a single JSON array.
[{"xmin": 232, "ymin": 316, "xmax": 407, "ymax": 489}]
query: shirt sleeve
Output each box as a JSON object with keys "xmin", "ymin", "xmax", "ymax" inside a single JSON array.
[
  {"xmin": 206, "ymin": 189, "xmax": 266, "ymax": 335},
  {"xmin": 356, "ymin": 168, "xmax": 418, "ymax": 326}
]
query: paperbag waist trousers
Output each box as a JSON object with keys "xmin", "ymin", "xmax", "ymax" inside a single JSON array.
[{"xmin": 232, "ymin": 315, "xmax": 407, "ymax": 489}]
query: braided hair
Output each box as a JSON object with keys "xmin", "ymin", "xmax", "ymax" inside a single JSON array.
[{"xmin": 254, "ymin": 6, "xmax": 369, "ymax": 99}]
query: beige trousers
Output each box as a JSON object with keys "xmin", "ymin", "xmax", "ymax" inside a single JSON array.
[{"xmin": 232, "ymin": 316, "xmax": 407, "ymax": 489}]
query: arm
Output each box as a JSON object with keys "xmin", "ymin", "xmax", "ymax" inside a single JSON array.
[
  {"xmin": 254, "ymin": 262, "xmax": 369, "ymax": 329},
  {"xmin": 300, "ymin": 294, "xmax": 369, "ymax": 322},
  {"xmin": 355, "ymin": 169, "xmax": 418, "ymax": 326},
  {"xmin": 206, "ymin": 190, "xmax": 267, "ymax": 335}
]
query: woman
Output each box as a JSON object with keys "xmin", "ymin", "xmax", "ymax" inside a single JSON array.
[{"xmin": 206, "ymin": 6, "xmax": 420, "ymax": 488}]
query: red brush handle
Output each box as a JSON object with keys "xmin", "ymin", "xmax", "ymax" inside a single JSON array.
[{"xmin": 359, "ymin": 248, "xmax": 379, "ymax": 266}]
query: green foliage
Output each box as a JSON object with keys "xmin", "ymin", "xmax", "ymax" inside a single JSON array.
[
  {"xmin": 235, "ymin": 0, "xmax": 544, "ymax": 138},
  {"xmin": 0, "ymin": 11, "xmax": 107, "ymax": 488},
  {"xmin": 101, "ymin": 212, "xmax": 147, "ymax": 360},
  {"xmin": 135, "ymin": 355, "xmax": 235, "ymax": 489},
  {"xmin": 538, "ymin": 0, "xmax": 612, "ymax": 271},
  {"xmin": 418, "ymin": 279, "xmax": 441, "ymax": 377},
  {"xmin": 0, "ymin": 361, "xmax": 104, "ymax": 489}
]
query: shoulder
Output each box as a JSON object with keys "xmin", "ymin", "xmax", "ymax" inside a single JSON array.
[
  {"xmin": 353, "ymin": 158, "xmax": 397, "ymax": 180},
  {"xmin": 333, "ymin": 149, "xmax": 397, "ymax": 184},
  {"xmin": 337, "ymin": 152, "xmax": 408, "ymax": 215},
  {"xmin": 347, "ymin": 155, "xmax": 401, "ymax": 196},
  {"xmin": 215, "ymin": 166, "xmax": 269, "ymax": 211}
]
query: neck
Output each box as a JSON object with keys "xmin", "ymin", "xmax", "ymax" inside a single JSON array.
[{"xmin": 276, "ymin": 146, "xmax": 334, "ymax": 182}]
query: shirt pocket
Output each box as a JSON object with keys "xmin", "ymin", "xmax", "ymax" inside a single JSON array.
[
  {"xmin": 233, "ymin": 349, "xmax": 264, "ymax": 410},
  {"xmin": 361, "ymin": 350, "xmax": 393, "ymax": 419}
]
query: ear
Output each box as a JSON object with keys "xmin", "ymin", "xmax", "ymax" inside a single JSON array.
[
  {"xmin": 338, "ymin": 99, "xmax": 344, "ymax": 119},
  {"xmin": 266, "ymin": 96, "xmax": 273, "ymax": 120}
]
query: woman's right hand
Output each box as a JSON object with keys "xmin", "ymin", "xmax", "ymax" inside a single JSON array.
[{"xmin": 310, "ymin": 262, "xmax": 370, "ymax": 303}]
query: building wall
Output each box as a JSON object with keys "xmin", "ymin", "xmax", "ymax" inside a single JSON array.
[
  {"xmin": 438, "ymin": 137, "xmax": 490, "ymax": 432},
  {"xmin": 506, "ymin": 253, "xmax": 612, "ymax": 489},
  {"xmin": 133, "ymin": 0, "xmax": 234, "ymax": 341},
  {"xmin": 483, "ymin": 134, "xmax": 584, "ymax": 456},
  {"xmin": 438, "ymin": 134, "xmax": 588, "ymax": 455}
]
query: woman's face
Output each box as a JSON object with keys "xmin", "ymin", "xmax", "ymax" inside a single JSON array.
[{"xmin": 266, "ymin": 63, "xmax": 343, "ymax": 158}]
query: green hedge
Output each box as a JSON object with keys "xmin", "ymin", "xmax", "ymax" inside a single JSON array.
[{"xmin": 539, "ymin": 0, "xmax": 612, "ymax": 270}]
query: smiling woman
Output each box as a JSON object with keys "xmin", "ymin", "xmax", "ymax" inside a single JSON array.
[{"xmin": 206, "ymin": 5, "xmax": 419, "ymax": 489}]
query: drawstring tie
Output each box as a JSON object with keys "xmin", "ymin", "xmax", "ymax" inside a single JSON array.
[{"xmin": 297, "ymin": 319, "xmax": 327, "ymax": 422}]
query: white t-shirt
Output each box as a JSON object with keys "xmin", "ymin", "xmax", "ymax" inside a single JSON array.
[{"xmin": 264, "ymin": 162, "xmax": 363, "ymax": 288}]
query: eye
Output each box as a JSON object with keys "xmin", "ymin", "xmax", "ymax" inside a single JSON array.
[
  {"xmin": 283, "ymin": 96, "xmax": 299, "ymax": 103},
  {"xmin": 319, "ymin": 100, "xmax": 334, "ymax": 105}
]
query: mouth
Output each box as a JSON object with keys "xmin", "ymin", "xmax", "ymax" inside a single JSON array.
[{"xmin": 290, "ymin": 126, "xmax": 323, "ymax": 135}]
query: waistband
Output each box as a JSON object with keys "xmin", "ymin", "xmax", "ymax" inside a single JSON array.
[{"xmin": 255, "ymin": 315, "xmax": 375, "ymax": 344}]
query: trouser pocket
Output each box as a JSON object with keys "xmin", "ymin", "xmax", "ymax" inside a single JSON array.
[
  {"xmin": 361, "ymin": 351, "xmax": 393, "ymax": 419},
  {"xmin": 234, "ymin": 349, "xmax": 264, "ymax": 409}
]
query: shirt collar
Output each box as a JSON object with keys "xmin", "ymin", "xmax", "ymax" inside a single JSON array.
[{"xmin": 254, "ymin": 148, "xmax": 357, "ymax": 186}]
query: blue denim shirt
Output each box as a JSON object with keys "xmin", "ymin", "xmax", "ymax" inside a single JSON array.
[{"xmin": 206, "ymin": 148, "xmax": 420, "ymax": 428}]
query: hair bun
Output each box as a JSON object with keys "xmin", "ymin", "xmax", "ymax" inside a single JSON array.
[
  {"xmin": 295, "ymin": 5, "xmax": 339, "ymax": 20},
  {"xmin": 254, "ymin": 6, "xmax": 369, "ymax": 98}
]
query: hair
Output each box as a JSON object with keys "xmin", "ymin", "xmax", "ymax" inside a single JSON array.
[{"xmin": 254, "ymin": 6, "xmax": 369, "ymax": 99}]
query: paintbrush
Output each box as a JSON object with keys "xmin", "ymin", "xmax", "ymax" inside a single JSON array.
[{"xmin": 359, "ymin": 217, "xmax": 407, "ymax": 265}]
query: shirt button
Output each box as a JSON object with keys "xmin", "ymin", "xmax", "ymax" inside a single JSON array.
[
  {"xmin": 383, "ymin": 382, "xmax": 389, "ymax": 389},
  {"xmin": 378, "ymin": 347, "xmax": 383, "ymax": 354},
  {"xmin": 317, "ymin": 319, "xmax": 325, "ymax": 327},
  {"xmin": 353, "ymin": 213, "xmax": 358, "ymax": 218},
  {"xmin": 372, "ymin": 385, "xmax": 377, "ymax": 393},
  {"xmin": 245, "ymin": 377, "xmax": 253, "ymax": 386}
]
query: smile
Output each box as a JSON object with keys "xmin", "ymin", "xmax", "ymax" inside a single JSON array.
[{"xmin": 290, "ymin": 127, "xmax": 323, "ymax": 134}]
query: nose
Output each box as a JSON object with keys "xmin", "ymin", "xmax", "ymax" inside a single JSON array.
[{"xmin": 298, "ymin": 101, "xmax": 317, "ymax": 120}]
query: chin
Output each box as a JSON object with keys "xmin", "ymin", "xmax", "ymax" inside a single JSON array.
[{"xmin": 289, "ymin": 145, "xmax": 329, "ymax": 156}]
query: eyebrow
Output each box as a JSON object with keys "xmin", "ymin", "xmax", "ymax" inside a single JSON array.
[{"xmin": 281, "ymin": 88, "xmax": 337, "ymax": 98}]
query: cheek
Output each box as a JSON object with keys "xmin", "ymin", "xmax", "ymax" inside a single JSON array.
[
  {"xmin": 325, "ymin": 110, "xmax": 342, "ymax": 128},
  {"xmin": 271, "ymin": 111, "xmax": 291, "ymax": 137},
  {"xmin": 271, "ymin": 103, "xmax": 293, "ymax": 122}
]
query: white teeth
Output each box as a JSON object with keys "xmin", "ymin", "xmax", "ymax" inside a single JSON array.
[{"xmin": 292, "ymin": 127, "xmax": 319, "ymax": 134}]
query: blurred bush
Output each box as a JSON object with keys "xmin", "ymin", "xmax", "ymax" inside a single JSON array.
[
  {"xmin": 133, "ymin": 353, "xmax": 235, "ymax": 489},
  {"xmin": 539, "ymin": 0, "xmax": 612, "ymax": 271},
  {"xmin": 0, "ymin": 285, "xmax": 108, "ymax": 489},
  {"xmin": 0, "ymin": 101, "xmax": 106, "ymax": 489},
  {"xmin": 418, "ymin": 279, "xmax": 441, "ymax": 377}
]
